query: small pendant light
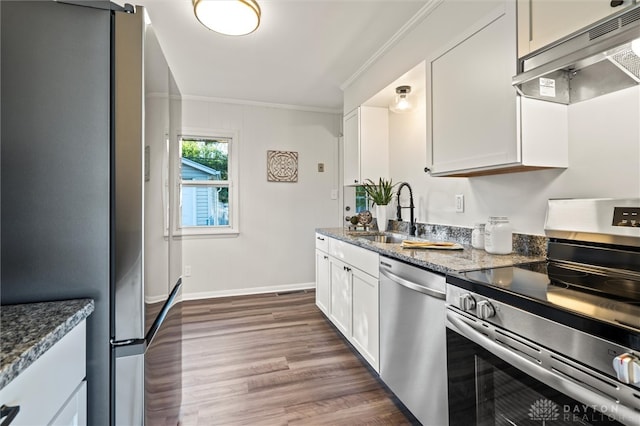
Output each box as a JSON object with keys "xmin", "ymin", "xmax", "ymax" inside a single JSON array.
[
  {"xmin": 389, "ymin": 85, "xmax": 412, "ymax": 113},
  {"xmin": 193, "ymin": 0, "xmax": 261, "ymax": 36}
]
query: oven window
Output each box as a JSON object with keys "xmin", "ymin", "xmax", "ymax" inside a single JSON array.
[{"xmin": 447, "ymin": 330, "xmax": 624, "ymax": 426}]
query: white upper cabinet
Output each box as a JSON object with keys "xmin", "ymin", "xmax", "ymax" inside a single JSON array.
[
  {"xmin": 343, "ymin": 106, "xmax": 389, "ymax": 186},
  {"xmin": 426, "ymin": 1, "xmax": 568, "ymax": 177},
  {"xmin": 517, "ymin": 0, "xmax": 636, "ymax": 57}
]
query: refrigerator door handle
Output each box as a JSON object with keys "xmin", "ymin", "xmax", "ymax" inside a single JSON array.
[
  {"xmin": 110, "ymin": 338, "xmax": 143, "ymax": 347},
  {"xmin": 145, "ymin": 278, "xmax": 182, "ymax": 346},
  {"xmin": 112, "ymin": 338, "xmax": 146, "ymax": 358}
]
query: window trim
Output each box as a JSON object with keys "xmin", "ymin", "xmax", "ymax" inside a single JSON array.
[{"xmin": 174, "ymin": 128, "xmax": 239, "ymax": 237}]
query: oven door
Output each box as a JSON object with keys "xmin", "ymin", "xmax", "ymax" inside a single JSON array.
[{"xmin": 446, "ymin": 309, "xmax": 632, "ymax": 426}]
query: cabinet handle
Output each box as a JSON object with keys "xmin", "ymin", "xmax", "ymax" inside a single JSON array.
[
  {"xmin": 423, "ymin": 167, "xmax": 431, "ymax": 174},
  {"xmin": 317, "ymin": 236, "xmax": 325, "ymax": 241},
  {"xmin": 343, "ymin": 266, "xmax": 352, "ymax": 272},
  {"xmin": 323, "ymin": 255, "xmax": 328, "ymax": 260},
  {"xmin": 610, "ymin": 0, "xmax": 624, "ymax": 6},
  {"xmin": 0, "ymin": 405, "xmax": 20, "ymax": 426},
  {"xmin": 354, "ymin": 179, "xmax": 359, "ymax": 183}
]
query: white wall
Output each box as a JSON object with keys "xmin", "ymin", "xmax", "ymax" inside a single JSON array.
[
  {"xmin": 179, "ymin": 99, "xmax": 341, "ymax": 299},
  {"xmin": 346, "ymin": 0, "xmax": 640, "ymax": 236}
]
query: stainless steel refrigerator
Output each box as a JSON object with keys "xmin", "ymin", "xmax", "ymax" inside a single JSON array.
[{"xmin": 1, "ymin": 1, "xmax": 183, "ymax": 424}]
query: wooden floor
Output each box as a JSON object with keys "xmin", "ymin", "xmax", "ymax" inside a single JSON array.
[{"xmin": 179, "ymin": 290, "xmax": 414, "ymax": 425}]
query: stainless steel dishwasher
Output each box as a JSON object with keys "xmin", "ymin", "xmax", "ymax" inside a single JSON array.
[{"xmin": 379, "ymin": 256, "xmax": 448, "ymax": 426}]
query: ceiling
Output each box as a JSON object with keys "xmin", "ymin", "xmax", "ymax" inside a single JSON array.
[{"xmin": 134, "ymin": 0, "xmax": 427, "ymax": 112}]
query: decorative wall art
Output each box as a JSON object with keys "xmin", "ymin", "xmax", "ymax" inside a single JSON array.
[{"xmin": 267, "ymin": 150, "xmax": 298, "ymax": 182}]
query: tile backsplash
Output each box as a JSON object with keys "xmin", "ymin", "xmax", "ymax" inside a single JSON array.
[{"xmin": 388, "ymin": 220, "xmax": 547, "ymax": 257}]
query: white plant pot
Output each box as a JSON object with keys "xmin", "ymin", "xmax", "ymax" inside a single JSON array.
[{"xmin": 376, "ymin": 204, "xmax": 390, "ymax": 231}]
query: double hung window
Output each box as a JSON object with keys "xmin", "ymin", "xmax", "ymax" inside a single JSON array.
[{"xmin": 178, "ymin": 133, "xmax": 238, "ymax": 235}]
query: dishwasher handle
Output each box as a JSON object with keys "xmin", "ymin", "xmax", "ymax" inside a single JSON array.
[{"xmin": 380, "ymin": 268, "xmax": 446, "ymax": 300}]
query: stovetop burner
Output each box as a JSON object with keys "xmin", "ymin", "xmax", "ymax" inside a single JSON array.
[
  {"xmin": 545, "ymin": 263, "xmax": 640, "ymax": 303},
  {"xmin": 547, "ymin": 264, "xmax": 588, "ymax": 278}
]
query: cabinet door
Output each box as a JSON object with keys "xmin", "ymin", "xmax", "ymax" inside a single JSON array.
[
  {"xmin": 359, "ymin": 106, "xmax": 389, "ymax": 183},
  {"xmin": 329, "ymin": 257, "xmax": 352, "ymax": 336},
  {"xmin": 343, "ymin": 108, "xmax": 360, "ymax": 186},
  {"xmin": 519, "ymin": 0, "xmax": 635, "ymax": 56},
  {"xmin": 342, "ymin": 106, "xmax": 389, "ymax": 186},
  {"xmin": 428, "ymin": 4, "xmax": 517, "ymax": 176},
  {"xmin": 351, "ymin": 268, "xmax": 379, "ymax": 372},
  {"xmin": 315, "ymin": 249, "xmax": 330, "ymax": 315},
  {"xmin": 50, "ymin": 381, "xmax": 87, "ymax": 426}
]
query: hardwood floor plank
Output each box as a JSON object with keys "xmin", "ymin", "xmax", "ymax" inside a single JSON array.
[
  {"xmin": 286, "ymin": 391, "xmax": 413, "ymax": 425},
  {"xmin": 180, "ymin": 290, "xmax": 413, "ymax": 425}
]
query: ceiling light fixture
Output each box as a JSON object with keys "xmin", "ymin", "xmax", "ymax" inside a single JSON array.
[
  {"xmin": 389, "ymin": 85, "xmax": 412, "ymax": 113},
  {"xmin": 193, "ymin": 0, "xmax": 261, "ymax": 36}
]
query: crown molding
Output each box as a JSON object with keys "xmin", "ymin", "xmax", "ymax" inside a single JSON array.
[
  {"xmin": 180, "ymin": 94, "xmax": 342, "ymax": 114},
  {"xmin": 340, "ymin": 0, "xmax": 443, "ymax": 91}
]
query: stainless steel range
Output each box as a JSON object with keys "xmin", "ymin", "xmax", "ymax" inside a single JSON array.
[{"xmin": 446, "ymin": 199, "xmax": 640, "ymax": 426}]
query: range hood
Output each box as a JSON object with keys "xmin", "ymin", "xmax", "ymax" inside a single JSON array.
[{"xmin": 513, "ymin": 4, "xmax": 640, "ymax": 104}]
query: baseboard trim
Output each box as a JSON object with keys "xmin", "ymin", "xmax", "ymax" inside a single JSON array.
[{"xmin": 181, "ymin": 282, "xmax": 316, "ymax": 301}]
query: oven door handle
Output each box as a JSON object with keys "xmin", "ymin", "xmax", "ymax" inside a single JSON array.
[{"xmin": 446, "ymin": 310, "xmax": 636, "ymax": 424}]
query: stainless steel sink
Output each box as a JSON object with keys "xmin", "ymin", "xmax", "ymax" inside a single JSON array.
[{"xmin": 355, "ymin": 232, "xmax": 407, "ymax": 244}]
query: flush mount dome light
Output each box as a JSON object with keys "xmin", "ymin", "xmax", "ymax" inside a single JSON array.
[
  {"xmin": 389, "ymin": 85, "xmax": 412, "ymax": 113},
  {"xmin": 193, "ymin": 0, "xmax": 261, "ymax": 36}
]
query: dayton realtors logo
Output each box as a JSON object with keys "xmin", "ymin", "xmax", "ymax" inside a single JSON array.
[
  {"xmin": 528, "ymin": 398, "xmax": 623, "ymax": 424},
  {"xmin": 529, "ymin": 399, "xmax": 560, "ymax": 425}
]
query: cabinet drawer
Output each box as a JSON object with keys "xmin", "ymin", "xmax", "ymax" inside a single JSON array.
[
  {"xmin": 329, "ymin": 238, "xmax": 379, "ymax": 278},
  {"xmin": 0, "ymin": 321, "xmax": 86, "ymax": 426},
  {"xmin": 315, "ymin": 233, "xmax": 329, "ymax": 252}
]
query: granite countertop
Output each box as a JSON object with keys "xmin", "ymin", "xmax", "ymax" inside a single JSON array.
[
  {"xmin": 0, "ymin": 298, "xmax": 94, "ymax": 390},
  {"xmin": 317, "ymin": 228, "xmax": 546, "ymax": 274}
]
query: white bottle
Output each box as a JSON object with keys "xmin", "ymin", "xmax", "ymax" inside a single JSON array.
[
  {"xmin": 484, "ymin": 216, "xmax": 512, "ymax": 254},
  {"xmin": 471, "ymin": 223, "xmax": 485, "ymax": 249}
]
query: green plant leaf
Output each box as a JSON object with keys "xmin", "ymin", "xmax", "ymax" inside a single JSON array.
[{"xmin": 361, "ymin": 177, "xmax": 396, "ymax": 206}]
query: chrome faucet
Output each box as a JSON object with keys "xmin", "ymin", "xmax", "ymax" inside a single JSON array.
[{"xmin": 396, "ymin": 182, "xmax": 416, "ymax": 236}]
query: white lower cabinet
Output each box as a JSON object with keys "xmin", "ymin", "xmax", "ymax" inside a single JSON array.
[
  {"xmin": 315, "ymin": 234, "xmax": 331, "ymax": 315},
  {"xmin": 329, "ymin": 257, "xmax": 353, "ymax": 336},
  {"xmin": 0, "ymin": 321, "xmax": 87, "ymax": 426},
  {"xmin": 351, "ymin": 268, "xmax": 379, "ymax": 371},
  {"xmin": 315, "ymin": 234, "xmax": 380, "ymax": 372},
  {"xmin": 50, "ymin": 381, "xmax": 87, "ymax": 426}
]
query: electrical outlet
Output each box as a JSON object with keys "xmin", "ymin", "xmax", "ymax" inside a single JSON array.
[
  {"xmin": 184, "ymin": 265, "xmax": 192, "ymax": 277},
  {"xmin": 455, "ymin": 194, "xmax": 464, "ymax": 213}
]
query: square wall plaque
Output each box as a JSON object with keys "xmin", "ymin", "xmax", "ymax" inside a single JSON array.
[{"xmin": 267, "ymin": 150, "xmax": 298, "ymax": 182}]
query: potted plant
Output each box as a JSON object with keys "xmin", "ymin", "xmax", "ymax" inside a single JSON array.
[{"xmin": 362, "ymin": 178, "xmax": 396, "ymax": 231}]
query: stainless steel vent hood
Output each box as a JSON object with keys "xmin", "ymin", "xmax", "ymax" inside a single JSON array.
[{"xmin": 513, "ymin": 4, "xmax": 640, "ymax": 104}]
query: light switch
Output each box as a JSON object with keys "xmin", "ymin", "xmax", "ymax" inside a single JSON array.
[{"xmin": 318, "ymin": 163, "xmax": 325, "ymax": 172}]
